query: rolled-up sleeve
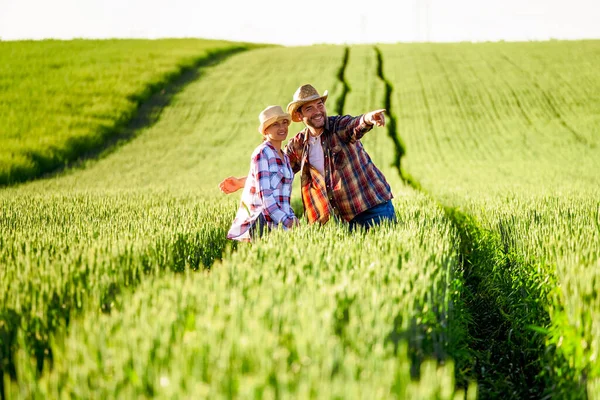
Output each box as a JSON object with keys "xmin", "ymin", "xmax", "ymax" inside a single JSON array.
[{"xmin": 336, "ymin": 115, "xmax": 373, "ymax": 143}]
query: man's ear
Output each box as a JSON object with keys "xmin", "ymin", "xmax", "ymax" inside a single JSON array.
[{"xmin": 293, "ymin": 110, "xmax": 302, "ymax": 121}]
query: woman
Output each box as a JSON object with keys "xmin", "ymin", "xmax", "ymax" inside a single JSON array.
[{"xmin": 226, "ymin": 105, "xmax": 298, "ymax": 241}]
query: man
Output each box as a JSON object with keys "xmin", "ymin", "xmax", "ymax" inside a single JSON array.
[{"xmin": 219, "ymin": 84, "xmax": 395, "ymax": 230}]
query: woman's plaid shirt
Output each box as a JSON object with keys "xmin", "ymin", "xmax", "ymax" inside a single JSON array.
[
  {"xmin": 227, "ymin": 141, "xmax": 296, "ymax": 241},
  {"xmin": 286, "ymin": 115, "xmax": 393, "ymax": 222}
]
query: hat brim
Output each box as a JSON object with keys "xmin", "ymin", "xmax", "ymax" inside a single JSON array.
[
  {"xmin": 286, "ymin": 91, "xmax": 328, "ymax": 122},
  {"xmin": 259, "ymin": 114, "xmax": 292, "ymax": 134}
]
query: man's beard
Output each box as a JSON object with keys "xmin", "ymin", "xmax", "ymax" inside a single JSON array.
[{"xmin": 308, "ymin": 113, "xmax": 326, "ymax": 129}]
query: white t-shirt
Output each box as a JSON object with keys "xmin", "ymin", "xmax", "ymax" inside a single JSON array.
[{"xmin": 308, "ymin": 134, "xmax": 325, "ymax": 175}]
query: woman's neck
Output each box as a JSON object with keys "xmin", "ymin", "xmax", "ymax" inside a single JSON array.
[{"xmin": 266, "ymin": 139, "xmax": 282, "ymax": 151}]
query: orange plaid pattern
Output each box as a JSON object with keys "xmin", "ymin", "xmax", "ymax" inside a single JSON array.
[
  {"xmin": 301, "ymin": 165, "xmax": 332, "ymax": 224},
  {"xmin": 286, "ymin": 115, "xmax": 393, "ymax": 223}
]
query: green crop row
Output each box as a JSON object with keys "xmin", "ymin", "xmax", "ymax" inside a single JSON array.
[
  {"xmin": 3, "ymin": 38, "xmax": 599, "ymax": 398},
  {"xmin": 0, "ymin": 45, "xmax": 345, "ymax": 389},
  {"xmin": 2, "ymin": 43, "xmax": 472, "ymax": 398},
  {"xmin": 0, "ymin": 192, "xmax": 234, "ymax": 385},
  {"xmin": 379, "ymin": 41, "xmax": 600, "ymax": 397},
  {"xmin": 6, "ymin": 194, "xmax": 474, "ymax": 399},
  {"xmin": 0, "ymin": 39, "xmax": 255, "ymax": 185}
]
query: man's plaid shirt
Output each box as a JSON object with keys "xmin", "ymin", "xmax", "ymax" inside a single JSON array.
[
  {"xmin": 285, "ymin": 115, "xmax": 393, "ymax": 222},
  {"xmin": 227, "ymin": 141, "xmax": 296, "ymax": 241}
]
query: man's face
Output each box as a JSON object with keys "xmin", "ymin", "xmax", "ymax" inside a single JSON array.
[{"xmin": 298, "ymin": 99, "xmax": 327, "ymax": 130}]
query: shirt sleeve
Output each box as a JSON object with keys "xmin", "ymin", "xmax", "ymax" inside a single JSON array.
[
  {"xmin": 284, "ymin": 140, "xmax": 302, "ymax": 174},
  {"xmin": 254, "ymin": 148, "xmax": 296, "ymax": 228},
  {"xmin": 335, "ymin": 115, "xmax": 373, "ymax": 143}
]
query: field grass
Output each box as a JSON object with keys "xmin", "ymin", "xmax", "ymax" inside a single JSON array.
[
  {"xmin": 0, "ymin": 44, "xmax": 342, "ymax": 392},
  {"xmin": 0, "ymin": 39, "xmax": 254, "ymax": 186},
  {"xmin": 8, "ymin": 209, "xmax": 472, "ymax": 399},
  {"xmin": 380, "ymin": 40, "xmax": 600, "ymax": 397},
  {"xmin": 1, "ymin": 38, "xmax": 600, "ymax": 398},
  {"xmin": 1, "ymin": 43, "xmax": 476, "ymax": 398}
]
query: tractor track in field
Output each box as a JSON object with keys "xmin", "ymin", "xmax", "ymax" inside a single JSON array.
[
  {"xmin": 0, "ymin": 49, "xmax": 247, "ymax": 398},
  {"xmin": 335, "ymin": 47, "xmax": 351, "ymax": 116},
  {"xmin": 374, "ymin": 47, "xmax": 407, "ymax": 181},
  {"xmin": 3, "ymin": 42, "xmax": 591, "ymax": 399},
  {"xmin": 368, "ymin": 46, "xmax": 575, "ymax": 399},
  {"xmin": 27, "ymin": 47, "xmax": 247, "ymax": 186}
]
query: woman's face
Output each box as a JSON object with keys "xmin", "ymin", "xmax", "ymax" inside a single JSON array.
[{"xmin": 264, "ymin": 119, "xmax": 290, "ymax": 142}]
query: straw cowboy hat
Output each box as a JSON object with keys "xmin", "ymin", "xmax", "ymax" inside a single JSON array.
[
  {"xmin": 286, "ymin": 84, "xmax": 329, "ymax": 122},
  {"xmin": 258, "ymin": 105, "xmax": 291, "ymax": 134}
]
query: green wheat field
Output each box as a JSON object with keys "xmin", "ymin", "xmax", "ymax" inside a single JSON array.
[{"xmin": 1, "ymin": 38, "xmax": 599, "ymax": 399}]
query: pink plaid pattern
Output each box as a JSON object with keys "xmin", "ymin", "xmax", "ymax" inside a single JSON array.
[{"xmin": 228, "ymin": 141, "xmax": 296, "ymax": 241}]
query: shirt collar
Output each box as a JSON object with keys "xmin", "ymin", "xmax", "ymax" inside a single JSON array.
[
  {"xmin": 264, "ymin": 140, "xmax": 286, "ymax": 159},
  {"xmin": 264, "ymin": 140, "xmax": 276, "ymax": 151}
]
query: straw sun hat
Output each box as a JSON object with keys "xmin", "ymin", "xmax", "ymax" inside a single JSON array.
[
  {"xmin": 286, "ymin": 84, "xmax": 329, "ymax": 122},
  {"xmin": 258, "ymin": 105, "xmax": 291, "ymax": 135}
]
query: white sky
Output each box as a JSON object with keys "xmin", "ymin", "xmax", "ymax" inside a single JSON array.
[{"xmin": 0, "ymin": 0, "xmax": 599, "ymax": 45}]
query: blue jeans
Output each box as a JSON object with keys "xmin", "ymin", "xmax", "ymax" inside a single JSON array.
[{"xmin": 348, "ymin": 200, "xmax": 396, "ymax": 231}]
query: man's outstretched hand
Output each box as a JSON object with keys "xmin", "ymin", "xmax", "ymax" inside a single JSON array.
[
  {"xmin": 219, "ymin": 176, "xmax": 246, "ymax": 194},
  {"xmin": 364, "ymin": 109, "xmax": 386, "ymax": 127}
]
